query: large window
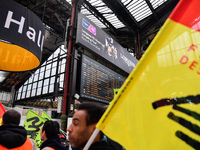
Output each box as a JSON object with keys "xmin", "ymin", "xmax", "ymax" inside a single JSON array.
[{"xmin": 16, "ymin": 46, "xmax": 67, "ymax": 100}]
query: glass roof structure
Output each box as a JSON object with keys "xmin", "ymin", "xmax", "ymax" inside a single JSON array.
[
  {"xmin": 81, "ymin": 0, "xmax": 125, "ymax": 29},
  {"xmin": 66, "ymin": 0, "xmax": 168, "ymax": 28}
]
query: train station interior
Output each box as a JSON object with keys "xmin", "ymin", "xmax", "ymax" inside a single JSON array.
[{"xmin": 0, "ymin": 0, "xmax": 179, "ymax": 119}]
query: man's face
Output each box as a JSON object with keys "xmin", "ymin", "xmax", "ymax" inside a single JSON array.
[{"xmin": 67, "ymin": 110, "xmax": 95, "ymax": 149}]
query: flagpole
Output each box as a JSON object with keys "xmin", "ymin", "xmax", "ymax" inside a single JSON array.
[
  {"xmin": 83, "ymin": 128, "xmax": 100, "ymax": 150},
  {"xmin": 60, "ymin": 129, "xmax": 67, "ymax": 137}
]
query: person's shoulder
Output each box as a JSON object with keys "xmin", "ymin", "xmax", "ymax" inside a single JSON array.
[
  {"xmin": 89, "ymin": 141, "xmax": 118, "ymax": 150},
  {"xmin": 41, "ymin": 147, "xmax": 55, "ymax": 150}
]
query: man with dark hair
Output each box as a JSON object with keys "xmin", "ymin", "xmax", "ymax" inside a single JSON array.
[
  {"xmin": 39, "ymin": 120, "xmax": 67, "ymax": 150},
  {"xmin": 67, "ymin": 102, "xmax": 117, "ymax": 150},
  {"xmin": 0, "ymin": 109, "xmax": 36, "ymax": 150}
]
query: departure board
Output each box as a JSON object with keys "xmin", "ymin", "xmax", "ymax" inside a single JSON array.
[{"xmin": 80, "ymin": 54, "xmax": 126, "ymax": 103}]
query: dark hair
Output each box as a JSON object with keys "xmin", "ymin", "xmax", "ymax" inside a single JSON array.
[
  {"xmin": 77, "ymin": 102, "xmax": 105, "ymax": 126},
  {"xmin": 3, "ymin": 110, "xmax": 21, "ymax": 125},
  {"xmin": 42, "ymin": 120, "xmax": 59, "ymax": 139}
]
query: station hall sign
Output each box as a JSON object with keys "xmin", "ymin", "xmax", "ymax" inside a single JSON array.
[
  {"xmin": 76, "ymin": 13, "xmax": 138, "ymax": 74},
  {"xmin": 0, "ymin": 0, "xmax": 45, "ymax": 71}
]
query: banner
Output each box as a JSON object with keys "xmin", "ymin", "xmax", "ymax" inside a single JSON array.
[
  {"xmin": 24, "ymin": 109, "xmax": 46, "ymax": 148},
  {"xmin": 0, "ymin": 102, "xmax": 6, "ymax": 126},
  {"xmin": 0, "ymin": 0, "xmax": 45, "ymax": 71},
  {"xmin": 76, "ymin": 13, "xmax": 138, "ymax": 74},
  {"xmin": 97, "ymin": 0, "xmax": 200, "ymax": 149},
  {"xmin": 42, "ymin": 111, "xmax": 52, "ymax": 121}
]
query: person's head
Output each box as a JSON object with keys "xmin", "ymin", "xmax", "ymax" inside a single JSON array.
[
  {"xmin": 40, "ymin": 120, "xmax": 59, "ymax": 141},
  {"xmin": 2, "ymin": 109, "xmax": 21, "ymax": 125},
  {"xmin": 67, "ymin": 102, "xmax": 105, "ymax": 149}
]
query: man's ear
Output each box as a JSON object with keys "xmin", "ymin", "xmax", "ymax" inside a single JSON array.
[
  {"xmin": 43, "ymin": 130, "xmax": 46, "ymax": 136},
  {"xmin": 42, "ymin": 130, "xmax": 47, "ymax": 141}
]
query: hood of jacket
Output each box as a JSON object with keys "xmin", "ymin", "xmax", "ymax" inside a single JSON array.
[
  {"xmin": 40, "ymin": 135, "xmax": 66, "ymax": 150},
  {"xmin": 0, "ymin": 124, "xmax": 27, "ymax": 149}
]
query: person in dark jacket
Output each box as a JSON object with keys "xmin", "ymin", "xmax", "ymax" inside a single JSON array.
[
  {"xmin": 0, "ymin": 109, "xmax": 36, "ymax": 150},
  {"xmin": 39, "ymin": 120, "xmax": 67, "ymax": 150},
  {"xmin": 67, "ymin": 102, "xmax": 117, "ymax": 150}
]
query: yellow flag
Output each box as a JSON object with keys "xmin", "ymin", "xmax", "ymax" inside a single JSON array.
[{"xmin": 97, "ymin": 0, "xmax": 200, "ymax": 149}]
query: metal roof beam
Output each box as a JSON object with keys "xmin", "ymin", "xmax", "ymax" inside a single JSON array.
[
  {"xmin": 31, "ymin": 0, "xmax": 50, "ymax": 12},
  {"xmin": 145, "ymin": 0, "xmax": 159, "ymax": 21},
  {"xmin": 140, "ymin": 0, "xmax": 179, "ymax": 37},
  {"xmin": 83, "ymin": 0, "xmax": 117, "ymax": 34},
  {"xmin": 102, "ymin": 0, "xmax": 139, "ymax": 35}
]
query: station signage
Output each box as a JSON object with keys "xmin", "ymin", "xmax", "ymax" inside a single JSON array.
[
  {"xmin": 0, "ymin": 0, "xmax": 45, "ymax": 71},
  {"xmin": 76, "ymin": 13, "xmax": 138, "ymax": 74}
]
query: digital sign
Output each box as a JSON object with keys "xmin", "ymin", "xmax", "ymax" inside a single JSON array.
[
  {"xmin": 80, "ymin": 54, "xmax": 126, "ymax": 103},
  {"xmin": 76, "ymin": 13, "xmax": 138, "ymax": 74}
]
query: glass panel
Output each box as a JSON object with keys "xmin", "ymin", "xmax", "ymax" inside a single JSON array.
[
  {"xmin": 38, "ymin": 80, "xmax": 43, "ymax": 87},
  {"xmin": 33, "ymin": 82, "xmax": 37, "ymax": 89},
  {"xmin": 27, "ymin": 84, "xmax": 32, "ymax": 90},
  {"xmin": 39, "ymin": 71, "xmax": 44, "ymax": 80},
  {"xmin": 26, "ymin": 90, "xmax": 30, "ymax": 98},
  {"xmin": 46, "ymin": 64, "xmax": 51, "ymax": 70},
  {"xmin": 51, "ymin": 67, "xmax": 56, "ymax": 76},
  {"xmin": 49, "ymin": 84, "xmax": 54, "ymax": 93},
  {"xmin": 31, "ymin": 89, "xmax": 36, "ymax": 96},
  {"xmin": 17, "ymin": 92, "xmax": 21, "ymax": 100},
  {"xmin": 37, "ymin": 87, "xmax": 42, "ymax": 96},
  {"xmin": 60, "ymin": 64, "xmax": 66, "ymax": 73},
  {"xmin": 60, "ymin": 73, "xmax": 64, "ymax": 82},
  {"xmin": 18, "ymin": 87, "xmax": 22, "ymax": 92},
  {"xmin": 34, "ymin": 74, "xmax": 39, "ymax": 82},
  {"xmin": 42, "ymin": 86, "xmax": 48, "ymax": 94},
  {"xmin": 23, "ymin": 86, "xmax": 27, "ymax": 92},
  {"xmin": 29, "ymin": 76, "xmax": 33, "ymax": 83},
  {"xmin": 45, "ymin": 69, "xmax": 50, "ymax": 78},
  {"xmin": 44, "ymin": 79, "xmax": 49, "ymax": 86},
  {"xmin": 50, "ymin": 77, "xmax": 55, "ymax": 84},
  {"xmin": 40, "ymin": 66, "xmax": 45, "ymax": 72},
  {"xmin": 22, "ymin": 92, "xmax": 25, "ymax": 99},
  {"xmin": 52, "ymin": 62, "xmax": 57, "ymax": 67},
  {"xmin": 60, "ymin": 81, "xmax": 64, "ymax": 89}
]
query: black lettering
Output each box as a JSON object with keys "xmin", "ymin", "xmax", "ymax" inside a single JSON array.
[
  {"xmin": 176, "ymin": 131, "xmax": 200, "ymax": 150},
  {"xmin": 168, "ymin": 112, "xmax": 200, "ymax": 135},
  {"xmin": 152, "ymin": 95, "xmax": 200, "ymax": 109},
  {"xmin": 26, "ymin": 117, "xmax": 43, "ymax": 138}
]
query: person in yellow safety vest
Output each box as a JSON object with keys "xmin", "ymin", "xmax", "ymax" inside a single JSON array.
[
  {"xmin": 39, "ymin": 120, "xmax": 67, "ymax": 150},
  {"xmin": 0, "ymin": 110, "xmax": 36, "ymax": 150}
]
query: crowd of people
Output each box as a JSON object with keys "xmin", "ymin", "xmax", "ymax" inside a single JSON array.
[{"xmin": 0, "ymin": 102, "xmax": 123, "ymax": 150}]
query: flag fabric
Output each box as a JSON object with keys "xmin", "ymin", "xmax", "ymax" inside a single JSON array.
[
  {"xmin": 96, "ymin": 0, "xmax": 200, "ymax": 150},
  {"xmin": 42, "ymin": 111, "xmax": 52, "ymax": 121},
  {"xmin": 24, "ymin": 109, "xmax": 46, "ymax": 148},
  {"xmin": 0, "ymin": 102, "xmax": 6, "ymax": 126}
]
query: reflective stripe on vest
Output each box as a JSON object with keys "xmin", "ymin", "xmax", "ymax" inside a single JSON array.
[
  {"xmin": 42, "ymin": 147, "xmax": 55, "ymax": 150},
  {"xmin": 28, "ymin": 137, "xmax": 36, "ymax": 150},
  {"xmin": 0, "ymin": 137, "xmax": 36, "ymax": 150}
]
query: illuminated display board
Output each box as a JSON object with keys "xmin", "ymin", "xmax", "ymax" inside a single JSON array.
[
  {"xmin": 80, "ymin": 54, "xmax": 126, "ymax": 103},
  {"xmin": 76, "ymin": 13, "xmax": 138, "ymax": 74}
]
